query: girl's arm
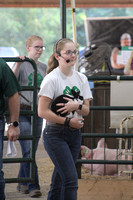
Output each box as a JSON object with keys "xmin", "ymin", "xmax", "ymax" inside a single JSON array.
[
  {"xmin": 12, "ymin": 56, "xmax": 25, "ymax": 77},
  {"xmin": 56, "ymin": 97, "xmax": 90, "ymax": 117},
  {"xmin": 38, "ymin": 96, "xmax": 85, "ymax": 129},
  {"xmin": 38, "ymin": 96, "xmax": 66, "ymax": 125}
]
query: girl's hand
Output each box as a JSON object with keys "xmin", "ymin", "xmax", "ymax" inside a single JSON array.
[
  {"xmin": 56, "ymin": 97, "xmax": 78, "ymax": 114},
  {"xmin": 18, "ymin": 55, "xmax": 25, "ymax": 60},
  {"xmin": 15, "ymin": 55, "xmax": 26, "ymax": 67},
  {"xmin": 69, "ymin": 118, "xmax": 84, "ymax": 129}
]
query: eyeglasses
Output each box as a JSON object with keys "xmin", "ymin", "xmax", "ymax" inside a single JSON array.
[
  {"xmin": 63, "ymin": 49, "xmax": 77, "ymax": 56},
  {"xmin": 32, "ymin": 46, "xmax": 46, "ymax": 51}
]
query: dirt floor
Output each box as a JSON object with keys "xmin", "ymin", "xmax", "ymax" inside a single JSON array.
[{"xmin": 3, "ymin": 138, "xmax": 133, "ymax": 200}]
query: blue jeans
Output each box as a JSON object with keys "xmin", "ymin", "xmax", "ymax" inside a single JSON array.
[
  {"xmin": 0, "ymin": 117, "xmax": 5, "ymax": 200},
  {"xmin": 18, "ymin": 114, "xmax": 43, "ymax": 192},
  {"xmin": 43, "ymin": 125, "xmax": 81, "ymax": 200}
]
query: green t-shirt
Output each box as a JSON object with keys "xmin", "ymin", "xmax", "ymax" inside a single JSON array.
[{"xmin": 0, "ymin": 58, "xmax": 20, "ymax": 115}]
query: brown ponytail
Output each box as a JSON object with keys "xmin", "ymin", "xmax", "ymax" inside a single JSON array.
[{"xmin": 46, "ymin": 54, "xmax": 59, "ymax": 74}]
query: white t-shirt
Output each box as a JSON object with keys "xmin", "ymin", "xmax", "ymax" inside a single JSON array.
[
  {"xmin": 39, "ymin": 67, "xmax": 92, "ymax": 100},
  {"xmin": 38, "ymin": 67, "xmax": 93, "ymax": 119}
]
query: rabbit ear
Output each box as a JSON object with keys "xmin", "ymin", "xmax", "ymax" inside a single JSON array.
[{"xmin": 97, "ymin": 138, "xmax": 107, "ymax": 148}]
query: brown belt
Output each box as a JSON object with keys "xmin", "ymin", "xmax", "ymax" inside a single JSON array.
[
  {"xmin": 20, "ymin": 104, "xmax": 31, "ymax": 110},
  {"xmin": 47, "ymin": 122, "xmax": 78, "ymax": 131}
]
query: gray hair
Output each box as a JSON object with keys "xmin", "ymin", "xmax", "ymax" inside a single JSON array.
[{"xmin": 120, "ymin": 33, "xmax": 131, "ymax": 41}]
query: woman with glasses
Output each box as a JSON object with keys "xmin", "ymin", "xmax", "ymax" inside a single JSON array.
[
  {"xmin": 12, "ymin": 35, "xmax": 47, "ymax": 198},
  {"xmin": 38, "ymin": 38, "xmax": 92, "ymax": 200}
]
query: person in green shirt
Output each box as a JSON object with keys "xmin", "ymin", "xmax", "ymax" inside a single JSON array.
[{"xmin": 0, "ymin": 58, "xmax": 20, "ymax": 200}]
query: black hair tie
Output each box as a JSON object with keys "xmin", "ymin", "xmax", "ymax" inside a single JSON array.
[{"xmin": 64, "ymin": 117, "xmax": 71, "ymax": 127}]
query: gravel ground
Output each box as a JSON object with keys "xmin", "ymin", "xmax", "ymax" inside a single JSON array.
[{"xmin": 3, "ymin": 138, "xmax": 133, "ymax": 200}]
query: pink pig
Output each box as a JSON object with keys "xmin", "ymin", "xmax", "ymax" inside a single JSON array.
[{"xmin": 81, "ymin": 138, "xmax": 131, "ymax": 176}]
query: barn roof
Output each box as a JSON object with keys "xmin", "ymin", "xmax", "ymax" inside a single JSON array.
[{"xmin": 0, "ymin": 0, "xmax": 133, "ymax": 8}]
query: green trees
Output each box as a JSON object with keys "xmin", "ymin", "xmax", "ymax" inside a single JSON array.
[
  {"xmin": 0, "ymin": 8, "xmax": 61, "ymax": 64},
  {"xmin": 0, "ymin": 7, "xmax": 133, "ymax": 64}
]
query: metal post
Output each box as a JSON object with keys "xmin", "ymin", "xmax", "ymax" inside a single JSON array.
[{"xmin": 60, "ymin": 0, "xmax": 66, "ymax": 38}]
